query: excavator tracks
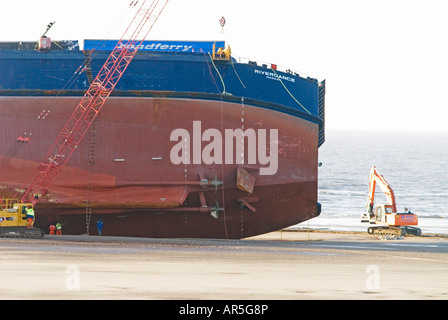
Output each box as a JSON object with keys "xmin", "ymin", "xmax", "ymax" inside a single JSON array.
[
  {"xmin": 368, "ymin": 226, "xmax": 404, "ymax": 236},
  {"xmin": 0, "ymin": 227, "xmax": 45, "ymax": 239},
  {"xmin": 367, "ymin": 226, "xmax": 422, "ymax": 237},
  {"xmin": 401, "ymin": 226, "xmax": 422, "ymax": 236}
]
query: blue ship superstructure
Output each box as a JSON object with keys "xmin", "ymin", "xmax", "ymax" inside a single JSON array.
[{"xmin": 0, "ymin": 39, "xmax": 325, "ymax": 145}]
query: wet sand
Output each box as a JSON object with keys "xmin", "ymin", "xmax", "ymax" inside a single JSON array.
[{"xmin": 0, "ymin": 230, "xmax": 447, "ymax": 300}]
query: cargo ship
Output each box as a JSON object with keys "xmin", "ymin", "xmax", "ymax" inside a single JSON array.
[{"xmin": 0, "ymin": 39, "xmax": 325, "ymax": 239}]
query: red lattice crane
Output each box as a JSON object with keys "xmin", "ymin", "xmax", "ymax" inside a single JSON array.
[{"xmin": 17, "ymin": 0, "xmax": 170, "ymax": 204}]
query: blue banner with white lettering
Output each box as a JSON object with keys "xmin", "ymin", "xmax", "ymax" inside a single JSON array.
[{"xmin": 83, "ymin": 40, "xmax": 225, "ymax": 53}]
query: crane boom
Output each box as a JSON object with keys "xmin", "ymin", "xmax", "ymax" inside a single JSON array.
[{"xmin": 17, "ymin": 0, "xmax": 170, "ymax": 204}]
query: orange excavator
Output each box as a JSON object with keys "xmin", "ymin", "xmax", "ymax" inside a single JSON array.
[{"xmin": 361, "ymin": 166, "xmax": 421, "ymax": 236}]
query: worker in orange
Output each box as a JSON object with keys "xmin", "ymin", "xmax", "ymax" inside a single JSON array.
[
  {"xmin": 55, "ymin": 222, "xmax": 62, "ymax": 235},
  {"xmin": 25, "ymin": 205, "xmax": 35, "ymax": 228},
  {"xmin": 49, "ymin": 224, "xmax": 56, "ymax": 235}
]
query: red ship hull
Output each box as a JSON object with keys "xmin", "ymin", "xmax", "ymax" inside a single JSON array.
[{"xmin": 0, "ymin": 95, "xmax": 320, "ymax": 239}]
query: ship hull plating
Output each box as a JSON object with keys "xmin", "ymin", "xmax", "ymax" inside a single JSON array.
[{"xmin": 0, "ymin": 96, "xmax": 320, "ymax": 239}]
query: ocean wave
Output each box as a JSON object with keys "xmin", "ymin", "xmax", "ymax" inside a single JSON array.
[
  {"xmin": 419, "ymin": 214, "xmax": 448, "ymax": 219},
  {"xmin": 319, "ymin": 188, "xmax": 448, "ymax": 198},
  {"xmin": 395, "ymin": 191, "xmax": 448, "ymax": 197},
  {"xmin": 319, "ymin": 189, "xmax": 365, "ymax": 197}
]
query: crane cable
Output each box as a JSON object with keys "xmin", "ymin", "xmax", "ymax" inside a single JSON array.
[
  {"xmin": 207, "ymin": 52, "xmax": 231, "ymax": 95},
  {"xmin": 270, "ymin": 67, "xmax": 311, "ymax": 115},
  {"xmin": 230, "ymin": 58, "xmax": 246, "ymax": 89},
  {"xmin": 200, "ymin": 50, "xmax": 229, "ymax": 238}
]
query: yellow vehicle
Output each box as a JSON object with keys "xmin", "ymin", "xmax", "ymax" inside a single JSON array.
[{"xmin": 0, "ymin": 200, "xmax": 45, "ymax": 238}]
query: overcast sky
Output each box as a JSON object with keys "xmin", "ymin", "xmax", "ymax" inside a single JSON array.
[{"xmin": 1, "ymin": 0, "xmax": 447, "ymax": 132}]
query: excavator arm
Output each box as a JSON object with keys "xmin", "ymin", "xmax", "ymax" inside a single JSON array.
[{"xmin": 366, "ymin": 166, "xmax": 397, "ymax": 214}]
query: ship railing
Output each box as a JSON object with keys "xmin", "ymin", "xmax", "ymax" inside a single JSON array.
[{"xmin": 232, "ymin": 54, "xmax": 315, "ymax": 81}]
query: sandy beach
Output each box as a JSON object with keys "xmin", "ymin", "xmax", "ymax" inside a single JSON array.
[{"xmin": 0, "ymin": 230, "xmax": 447, "ymax": 301}]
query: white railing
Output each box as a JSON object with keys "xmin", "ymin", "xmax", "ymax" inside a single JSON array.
[{"xmin": 232, "ymin": 54, "xmax": 313, "ymax": 80}]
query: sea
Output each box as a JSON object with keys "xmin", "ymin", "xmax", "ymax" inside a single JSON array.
[{"xmin": 293, "ymin": 130, "xmax": 448, "ymax": 235}]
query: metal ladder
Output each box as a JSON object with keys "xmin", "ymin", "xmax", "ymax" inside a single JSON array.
[
  {"xmin": 85, "ymin": 121, "xmax": 97, "ymax": 234},
  {"xmin": 83, "ymin": 50, "xmax": 94, "ymax": 86},
  {"xmin": 318, "ymin": 80, "xmax": 326, "ymax": 147}
]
